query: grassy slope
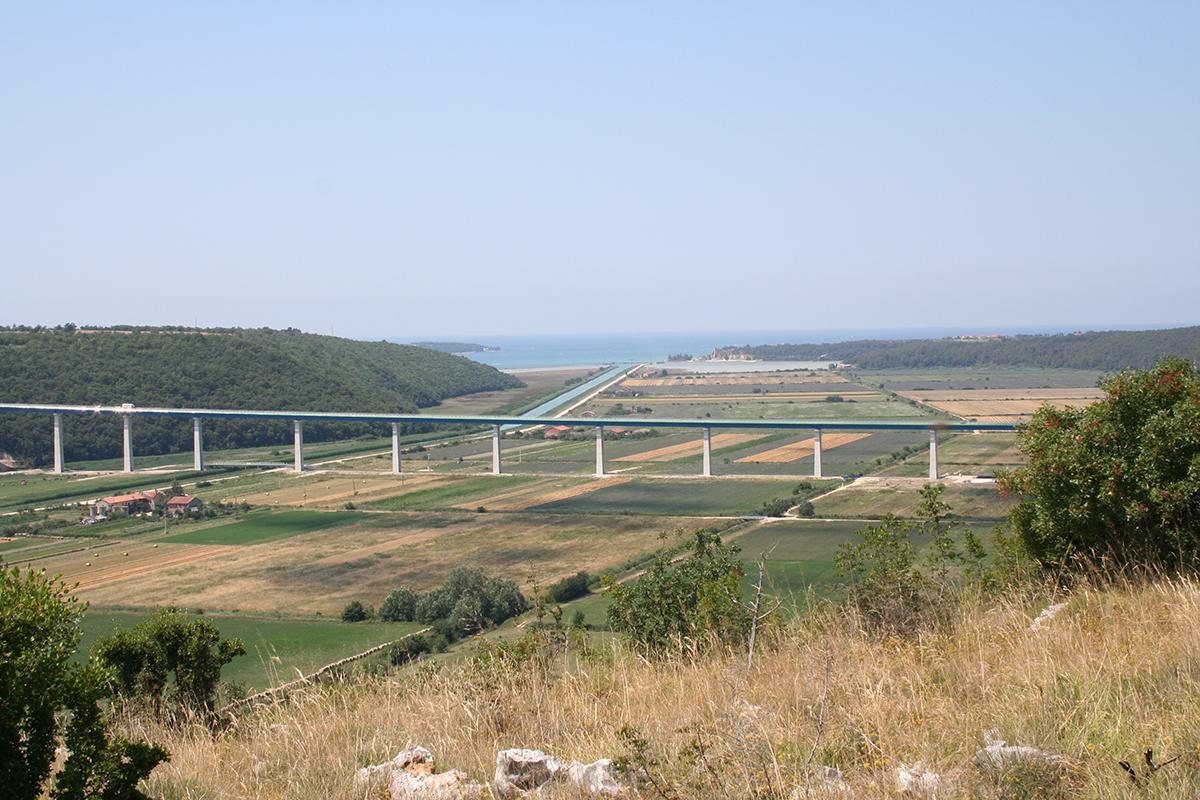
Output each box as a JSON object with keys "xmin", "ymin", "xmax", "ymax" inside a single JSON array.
[{"xmin": 126, "ymin": 577, "xmax": 1200, "ymax": 800}]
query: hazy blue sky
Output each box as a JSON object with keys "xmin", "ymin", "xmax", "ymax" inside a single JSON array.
[{"xmin": 3, "ymin": 2, "xmax": 1197, "ymax": 339}]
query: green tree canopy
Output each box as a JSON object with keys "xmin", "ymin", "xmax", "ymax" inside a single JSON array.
[
  {"xmin": 605, "ymin": 529, "xmax": 750, "ymax": 654},
  {"xmin": 998, "ymin": 357, "xmax": 1200, "ymax": 570},
  {"xmin": 0, "ymin": 566, "xmax": 167, "ymax": 799}
]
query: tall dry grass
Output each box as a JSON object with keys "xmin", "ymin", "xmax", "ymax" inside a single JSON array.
[{"xmin": 124, "ymin": 578, "xmax": 1200, "ymax": 799}]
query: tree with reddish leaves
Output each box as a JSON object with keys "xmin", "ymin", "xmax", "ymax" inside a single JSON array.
[{"xmin": 998, "ymin": 357, "xmax": 1200, "ymax": 571}]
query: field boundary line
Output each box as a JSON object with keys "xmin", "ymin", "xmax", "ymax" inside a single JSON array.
[{"xmin": 218, "ymin": 627, "xmax": 432, "ymax": 717}]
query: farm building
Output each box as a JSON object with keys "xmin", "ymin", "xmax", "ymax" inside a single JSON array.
[
  {"xmin": 165, "ymin": 495, "xmax": 204, "ymax": 517},
  {"xmin": 93, "ymin": 490, "xmax": 166, "ymax": 516}
]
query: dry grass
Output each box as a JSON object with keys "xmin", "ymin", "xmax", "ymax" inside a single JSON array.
[
  {"xmin": 736, "ymin": 433, "xmax": 872, "ymax": 464},
  {"xmin": 129, "ymin": 577, "xmax": 1200, "ymax": 799},
  {"xmin": 614, "ymin": 433, "xmax": 762, "ymax": 463}
]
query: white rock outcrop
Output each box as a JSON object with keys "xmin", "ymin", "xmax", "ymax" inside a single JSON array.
[
  {"xmin": 895, "ymin": 762, "xmax": 943, "ymax": 796},
  {"xmin": 972, "ymin": 742, "xmax": 1062, "ymax": 773},
  {"xmin": 355, "ymin": 746, "xmax": 487, "ymax": 800},
  {"xmin": 495, "ymin": 749, "xmax": 625, "ymax": 798}
]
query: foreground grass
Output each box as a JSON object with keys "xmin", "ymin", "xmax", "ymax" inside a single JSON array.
[{"xmin": 124, "ymin": 577, "xmax": 1200, "ymax": 799}]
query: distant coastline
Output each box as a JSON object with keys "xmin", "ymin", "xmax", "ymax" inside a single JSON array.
[
  {"xmin": 410, "ymin": 341, "xmax": 501, "ymax": 354},
  {"xmin": 389, "ymin": 325, "xmax": 1189, "ymax": 371}
]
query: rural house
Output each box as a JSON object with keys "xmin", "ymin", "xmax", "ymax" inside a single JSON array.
[
  {"xmin": 93, "ymin": 490, "xmax": 166, "ymax": 517},
  {"xmin": 165, "ymin": 495, "xmax": 204, "ymax": 517}
]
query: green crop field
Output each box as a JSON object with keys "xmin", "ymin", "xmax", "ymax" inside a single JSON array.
[
  {"xmin": 530, "ymin": 479, "xmax": 801, "ymax": 516},
  {"xmin": 155, "ymin": 510, "xmax": 359, "ymax": 546},
  {"xmin": 733, "ymin": 519, "xmax": 875, "ymax": 561},
  {"xmin": 76, "ymin": 611, "xmax": 423, "ymax": 690}
]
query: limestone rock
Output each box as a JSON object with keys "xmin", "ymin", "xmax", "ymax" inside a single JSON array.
[
  {"xmin": 895, "ymin": 762, "xmax": 943, "ymax": 796},
  {"xmin": 789, "ymin": 766, "xmax": 852, "ymax": 797},
  {"xmin": 495, "ymin": 749, "xmax": 569, "ymax": 798},
  {"xmin": 568, "ymin": 758, "xmax": 625, "ymax": 796},
  {"xmin": 495, "ymin": 749, "xmax": 626, "ymax": 797},
  {"xmin": 355, "ymin": 746, "xmax": 486, "ymax": 800},
  {"xmin": 972, "ymin": 744, "xmax": 1061, "ymax": 773}
]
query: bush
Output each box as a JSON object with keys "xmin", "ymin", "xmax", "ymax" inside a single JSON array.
[
  {"xmin": 605, "ymin": 529, "xmax": 750, "ymax": 654},
  {"xmin": 93, "ymin": 608, "xmax": 246, "ymax": 715},
  {"xmin": 340, "ymin": 601, "xmax": 371, "ymax": 623},
  {"xmin": 546, "ymin": 571, "xmax": 591, "ymax": 604},
  {"xmin": 378, "ymin": 586, "xmax": 417, "ymax": 622},
  {"xmin": 998, "ymin": 357, "xmax": 1200, "ymax": 571},
  {"xmin": 1, "ymin": 566, "xmax": 168, "ymax": 798}
]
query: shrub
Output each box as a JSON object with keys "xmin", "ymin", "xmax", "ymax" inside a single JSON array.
[
  {"xmin": 605, "ymin": 529, "xmax": 750, "ymax": 654},
  {"xmin": 546, "ymin": 571, "xmax": 591, "ymax": 604},
  {"xmin": 0, "ymin": 566, "xmax": 168, "ymax": 798},
  {"xmin": 998, "ymin": 357, "xmax": 1200, "ymax": 571},
  {"xmin": 93, "ymin": 608, "xmax": 246, "ymax": 715},
  {"xmin": 340, "ymin": 601, "xmax": 371, "ymax": 623}
]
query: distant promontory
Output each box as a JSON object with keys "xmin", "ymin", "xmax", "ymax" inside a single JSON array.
[{"xmin": 411, "ymin": 341, "xmax": 500, "ymax": 354}]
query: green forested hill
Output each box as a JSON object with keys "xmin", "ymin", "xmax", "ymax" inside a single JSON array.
[
  {"xmin": 0, "ymin": 328, "xmax": 522, "ymax": 466},
  {"xmin": 718, "ymin": 326, "xmax": 1200, "ymax": 371}
]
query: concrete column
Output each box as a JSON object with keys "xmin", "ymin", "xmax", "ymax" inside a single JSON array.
[
  {"xmin": 122, "ymin": 416, "xmax": 133, "ymax": 472},
  {"xmin": 492, "ymin": 425, "xmax": 502, "ymax": 475},
  {"xmin": 53, "ymin": 413, "xmax": 64, "ymax": 474},
  {"xmin": 595, "ymin": 426, "xmax": 605, "ymax": 477},
  {"xmin": 294, "ymin": 421, "xmax": 304, "ymax": 473},
  {"xmin": 392, "ymin": 422, "xmax": 403, "ymax": 474},
  {"xmin": 928, "ymin": 429, "xmax": 938, "ymax": 480},
  {"xmin": 813, "ymin": 429, "xmax": 823, "ymax": 479},
  {"xmin": 193, "ymin": 418, "xmax": 204, "ymax": 471},
  {"xmin": 702, "ymin": 427, "xmax": 712, "ymax": 477}
]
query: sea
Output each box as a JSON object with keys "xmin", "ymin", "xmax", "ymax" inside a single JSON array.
[{"xmin": 389, "ymin": 325, "xmax": 1167, "ymax": 372}]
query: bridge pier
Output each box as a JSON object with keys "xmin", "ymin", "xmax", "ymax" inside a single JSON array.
[
  {"xmin": 813, "ymin": 429, "xmax": 823, "ymax": 478},
  {"xmin": 123, "ymin": 416, "xmax": 133, "ymax": 472},
  {"xmin": 53, "ymin": 413, "xmax": 64, "ymax": 473},
  {"xmin": 193, "ymin": 418, "xmax": 204, "ymax": 471},
  {"xmin": 929, "ymin": 429, "xmax": 939, "ymax": 480},
  {"xmin": 392, "ymin": 423, "xmax": 402, "ymax": 474},
  {"xmin": 492, "ymin": 425, "xmax": 502, "ymax": 475},
  {"xmin": 595, "ymin": 426, "xmax": 605, "ymax": 476},
  {"xmin": 294, "ymin": 421, "xmax": 304, "ymax": 473},
  {"xmin": 702, "ymin": 427, "xmax": 712, "ymax": 477}
]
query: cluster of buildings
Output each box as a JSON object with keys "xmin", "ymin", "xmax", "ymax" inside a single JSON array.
[{"xmin": 90, "ymin": 490, "xmax": 204, "ymax": 520}]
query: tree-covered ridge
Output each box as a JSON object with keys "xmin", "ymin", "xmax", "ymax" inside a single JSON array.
[
  {"xmin": 0, "ymin": 328, "xmax": 522, "ymax": 466},
  {"xmin": 716, "ymin": 326, "xmax": 1200, "ymax": 371}
]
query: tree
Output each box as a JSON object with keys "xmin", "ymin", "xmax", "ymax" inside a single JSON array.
[
  {"xmin": 605, "ymin": 529, "xmax": 750, "ymax": 654},
  {"xmin": 997, "ymin": 358, "xmax": 1200, "ymax": 571},
  {"xmin": 93, "ymin": 608, "xmax": 245, "ymax": 715},
  {"xmin": 0, "ymin": 566, "xmax": 167, "ymax": 799},
  {"xmin": 340, "ymin": 601, "xmax": 370, "ymax": 623}
]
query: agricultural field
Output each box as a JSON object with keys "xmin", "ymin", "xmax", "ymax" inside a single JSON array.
[
  {"xmin": 528, "ymin": 478, "xmax": 807, "ymax": 516},
  {"xmin": 76, "ymin": 612, "xmax": 424, "ymax": 691},
  {"xmin": 0, "ymin": 362, "xmax": 1082, "ymax": 700},
  {"xmin": 858, "ymin": 367, "xmax": 1106, "ymax": 423},
  {"xmin": 810, "ymin": 475, "xmax": 1015, "ymax": 519}
]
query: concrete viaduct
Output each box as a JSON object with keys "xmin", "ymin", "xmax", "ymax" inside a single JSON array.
[{"xmin": 0, "ymin": 402, "xmax": 1017, "ymax": 481}]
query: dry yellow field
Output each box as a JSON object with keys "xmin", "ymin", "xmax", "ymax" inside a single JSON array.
[
  {"xmin": 36, "ymin": 511, "xmax": 710, "ymax": 616},
  {"xmin": 901, "ymin": 387, "xmax": 1104, "ymax": 421},
  {"xmin": 734, "ymin": 432, "xmax": 872, "ymax": 463},
  {"xmin": 612, "ymin": 433, "xmax": 764, "ymax": 463},
  {"xmin": 923, "ymin": 398, "xmax": 1094, "ymax": 419},
  {"xmin": 218, "ymin": 474, "xmax": 442, "ymax": 509},
  {"xmin": 622, "ymin": 373, "xmax": 854, "ymax": 388}
]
